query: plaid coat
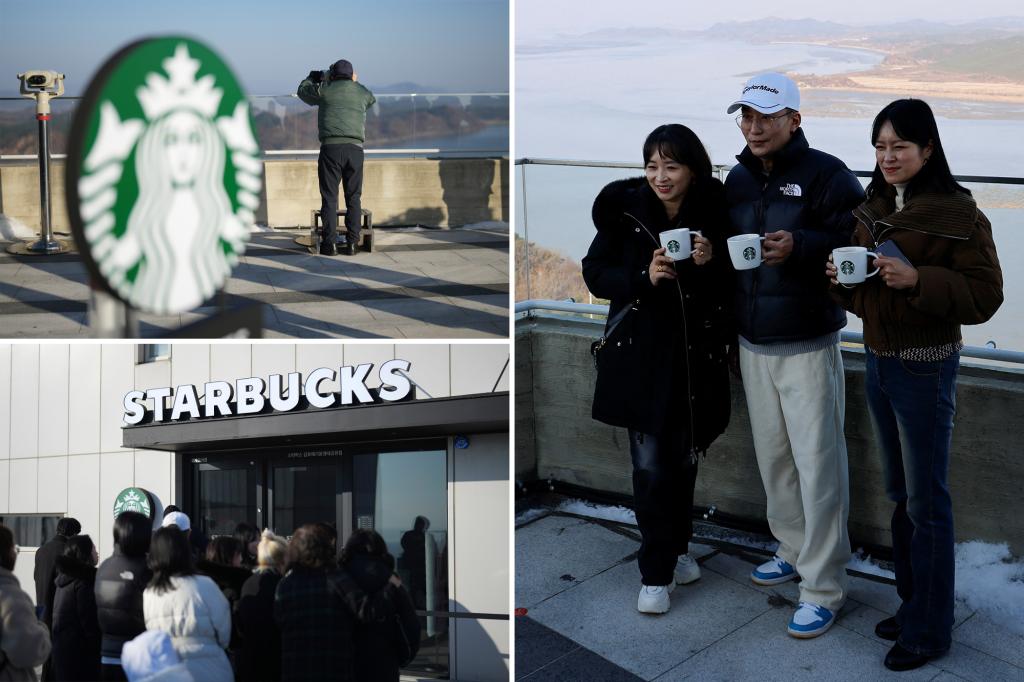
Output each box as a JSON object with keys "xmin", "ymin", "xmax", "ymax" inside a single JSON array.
[{"xmin": 274, "ymin": 567, "xmax": 356, "ymax": 682}]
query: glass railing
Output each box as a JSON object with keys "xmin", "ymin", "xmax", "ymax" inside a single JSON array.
[
  {"xmin": 515, "ymin": 158, "xmax": 1024, "ymax": 359},
  {"xmin": 0, "ymin": 93, "xmax": 509, "ymax": 157}
]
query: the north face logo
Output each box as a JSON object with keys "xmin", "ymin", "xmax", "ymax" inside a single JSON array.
[
  {"xmin": 68, "ymin": 39, "xmax": 262, "ymax": 315},
  {"xmin": 781, "ymin": 183, "xmax": 802, "ymax": 197}
]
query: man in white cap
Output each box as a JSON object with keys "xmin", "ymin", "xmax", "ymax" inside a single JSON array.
[
  {"xmin": 724, "ymin": 72, "xmax": 863, "ymax": 638},
  {"xmin": 160, "ymin": 511, "xmax": 190, "ymax": 533}
]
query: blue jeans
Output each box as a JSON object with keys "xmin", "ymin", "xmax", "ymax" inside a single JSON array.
[{"xmin": 865, "ymin": 349, "xmax": 959, "ymax": 656}]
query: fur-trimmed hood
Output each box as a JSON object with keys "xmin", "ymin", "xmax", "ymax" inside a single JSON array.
[
  {"xmin": 55, "ymin": 554, "xmax": 97, "ymax": 587},
  {"xmin": 592, "ymin": 175, "xmax": 726, "ymax": 235}
]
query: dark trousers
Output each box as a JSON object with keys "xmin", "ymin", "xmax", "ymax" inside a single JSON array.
[
  {"xmin": 628, "ymin": 427, "xmax": 699, "ymax": 586},
  {"xmin": 865, "ymin": 350, "xmax": 959, "ymax": 656},
  {"xmin": 317, "ymin": 143, "xmax": 365, "ymax": 247}
]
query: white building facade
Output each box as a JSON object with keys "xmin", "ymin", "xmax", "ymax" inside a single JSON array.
[{"xmin": 0, "ymin": 342, "xmax": 510, "ymax": 681}]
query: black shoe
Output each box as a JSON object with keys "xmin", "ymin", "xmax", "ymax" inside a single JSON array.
[
  {"xmin": 875, "ymin": 616, "xmax": 900, "ymax": 641},
  {"xmin": 883, "ymin": 642, "xmax": 934, "ymax": 671},
  {"xmin": 319, "ymin": 244, "xmax": 337, "ymax": 256},
  {"xmin": 341, "ymin": 242, "xmax": 357, "ymax": 256}
]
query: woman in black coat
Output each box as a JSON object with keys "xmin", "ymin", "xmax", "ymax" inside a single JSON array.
[
  {"xmin": 235, "ymin": 530, "xmax": 288, "ymax": 682},
  {"xmin": 95, "ymin": 512, "xmax": 153, "ymax": 681},
  {"xmin": 51, "ymin": 534, "xmax": 102, "ymax": 681},
  {"xmin": 337, "ymin": 529, "xmax": 420, "ymax": 682},
  {"xmin": 582, "ymin": 124, "xmax": 733, "ymax": 616}
]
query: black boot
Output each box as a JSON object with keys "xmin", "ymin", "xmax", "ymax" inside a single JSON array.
[
  {"xmin": 883, "ymin": 642, "xmax": 933, "ymax": 671},
  {"xmin": 874, "ymin": 616, "xmax": 900, "ymax": 641},
  {"xmin": 341, "ymin": 242, "xmax": 357, "ymax": 256}
]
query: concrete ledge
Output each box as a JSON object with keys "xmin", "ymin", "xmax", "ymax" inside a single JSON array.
[
  {"xmin": 516, "ymin": 315, "xmax": 1024, "ymax": 554},
  {"xmin": 0, "ymin": 157, "xmax": 509, "ymax": 231}
]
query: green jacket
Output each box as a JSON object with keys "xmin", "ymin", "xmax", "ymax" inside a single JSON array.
[{"xmin": 297, "ymin": 77, "xmax": 376, "ymax": 146}]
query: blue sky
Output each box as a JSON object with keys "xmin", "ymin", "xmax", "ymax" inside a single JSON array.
[{"xmin": 0, "ymin": 0, "xmax": 509, "ymax": 96}]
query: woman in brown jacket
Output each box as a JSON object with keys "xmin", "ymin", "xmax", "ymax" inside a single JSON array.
[{"xmin": 827, "ymin": 98, "xmax": 1002, "ymax": 672}]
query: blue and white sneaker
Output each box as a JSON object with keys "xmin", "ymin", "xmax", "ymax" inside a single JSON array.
[
  {"xmin": 787, "ymin": 601, "xmax": 835, "ymax": 638},
  {"xmin": 751, "ymin": 555, "xmax": 798, "ymax": 586}
]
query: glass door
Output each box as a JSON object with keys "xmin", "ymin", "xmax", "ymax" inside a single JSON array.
[
  {"xmin": 191, "ymin": 456, "xmax": 262, "ymax": 539},
  {"xmin": 269, "ymin": 451, "xmax": 347, "ymax": 539}
]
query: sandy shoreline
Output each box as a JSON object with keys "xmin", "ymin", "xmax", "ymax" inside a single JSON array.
[{"xmin": 802, "ymin": 76, "xmax": 1024, "ymax": 105}]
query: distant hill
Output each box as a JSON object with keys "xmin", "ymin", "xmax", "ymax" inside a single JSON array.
[
  {"xmin": 515, "ymin": 236, "xmax": 591, "ymax": 304},
  {"xmin": 910, "ymin": 36, "xmax": 1024, "ymax": 81}
]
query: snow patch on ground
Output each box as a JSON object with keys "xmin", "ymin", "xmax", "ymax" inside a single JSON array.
[
  {"xmin": 847, "ymin": 549, "xmax": 895, "ymax": 580},
  {"xmin": 555, "ymin": 499, "xmax": 636, "ymax": 525},
  {"xmin": 955, "ymin": 541, "xmax": 1024, "ymax": 636},
  {"xmin": 515, "ymin": 507, "xmax": 549, "ymax": 526},
  {"xmin": 462, "ymin": 221, "xmax": 508, "ymax": 232},
  {"xmin": 0, "ymin": 214, "xmax": 35, "ymax": 240}
]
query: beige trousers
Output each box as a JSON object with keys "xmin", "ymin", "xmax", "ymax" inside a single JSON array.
[{"xmin": 740, "ymin": 343, "xmax": 851, "ymax": 611}]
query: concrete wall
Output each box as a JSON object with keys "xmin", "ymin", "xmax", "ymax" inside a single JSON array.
[
  {"xmin": 516, "ymin": 317, "xmax": 1024, "ymax": 556},
  {"xmin": 452, "ymin": 432, "xmax": 510, "ymax": 682},
  {"xmin": 0, "ymin": 157, "xmax": 509, "ymax": 232}
]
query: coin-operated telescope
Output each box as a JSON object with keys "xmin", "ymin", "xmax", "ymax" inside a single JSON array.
[{"xmin": 8, "ymin": 71, "xmax": 68, "ymax": 255}]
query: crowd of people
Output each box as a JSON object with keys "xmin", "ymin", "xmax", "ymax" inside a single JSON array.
[
  {"xmin": 0, "ymin": 509, "xmax": 419, "ymax": 682},
  {"xmin": 584, "ymin": 73, "xmax": 1002, "ymax": 672}
]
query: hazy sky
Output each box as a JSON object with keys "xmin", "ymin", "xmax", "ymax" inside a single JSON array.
[
  {"xmin": 517, "ymin": 0, "xmax": 1024, "ymax": 39},
  {"xmin": 0, "ymin": 0, "xmax": 509, "ymax": 96}
]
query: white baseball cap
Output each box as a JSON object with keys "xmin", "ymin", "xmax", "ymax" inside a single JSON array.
[
  {"xmin": 727, "ymin": 73, "xmax": 800, "ymax": 114},
  {"xmin": 161, "ymin": 511, "xmax": 191, "ymax": 532}
]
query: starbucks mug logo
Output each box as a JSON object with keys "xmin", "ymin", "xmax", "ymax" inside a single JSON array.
[
  {"xmin": 667, "ymin": 240, "xmax": 681, "ymax": 254},
  {"xmin": 840, "ymin": 261, "xmax": 855, "ymax": 275},
  {"xmin": 743, "ymin": 246, "xmax": 756, "ymax": 261}
]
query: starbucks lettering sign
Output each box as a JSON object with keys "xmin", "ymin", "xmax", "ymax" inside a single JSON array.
[
  {"xmin": 113, "ymin": 487, "xmax": 154, "ymax": 519},
  {"xmin": 67, "ymin": 38, "xmax": 262, "ymax": 314}
]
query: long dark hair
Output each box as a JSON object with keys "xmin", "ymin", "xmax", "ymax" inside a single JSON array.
[
  {"xmin": 147, "ymin": 527, "xmax": 195, "ymax": 594},
  {"xmin": 114, "ymin": 512, "xmax": 152, "ymax": 557},
  {"xmin": 339, "ymin": 528, "xmax": 393, "ymax": 570},
  {"xmin": 206, "ymin": 536, "xmax": 241, "ymax": 566},
  {"xmin": 63, "ymin": 535, "xmax": 96, "ymax": 566},
  {"xmin": 866, "ymin": 99, "xmax": 969, "ymax": 200},
  {"xmin": 642, "ymin": 124, "xmax": 712, "ymax": 186},
  {"xmin": 0, "ymin": 524, "xmax": 16, "ymax": 571}
]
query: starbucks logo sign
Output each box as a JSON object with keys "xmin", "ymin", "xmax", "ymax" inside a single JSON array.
[
  {"xmin": 840, "ymin": 261, "xmax": 855, "ymax": 275},
  {"xmin": 743, "ymin": 246, "xmax": 756, "ymax": 261},
  {"xmin": 113, "ymin": 487, "xmax": 154, "ymax": 519},
  {"xmin": 67, "ymin": 38, "xmax": 262, "ymax": 315},
  {"xmin": 667, "ymin": 240, "xmax": 681, "ymax": 254}
]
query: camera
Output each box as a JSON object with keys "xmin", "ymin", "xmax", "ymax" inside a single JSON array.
[
  {"xmin": 17, "ymin": 70, "xmax": 65, "ymax": 96},
  {"xmin": 307, "ymin": 69, "xmax": 326, "ymax": 84}
]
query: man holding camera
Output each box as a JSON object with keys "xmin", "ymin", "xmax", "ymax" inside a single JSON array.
[{"xmin": 298, "ymin": 59, "xmax": 376, "ymax": 256}]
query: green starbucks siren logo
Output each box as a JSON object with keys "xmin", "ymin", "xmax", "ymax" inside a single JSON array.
[
  {"xmin": 840, "ymin": 261, "xmax": 855, "ymax": 275},
  {"xmin": 67, "ymin": 38, "xmax": 262, "ymax": 315},
  {"xmin": 743, "ymin": 246, "xmax": 756, "ymax": 261},
  {"xmin": 667, "ymin": 240, "xmax": 681, "ymax": 254},
  {"xmin": 113, "ymin": 487, "xmax": 154, "ymax": 519}
]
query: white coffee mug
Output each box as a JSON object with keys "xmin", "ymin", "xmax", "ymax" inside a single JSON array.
[
  {"xmin": 660, "ymin": 228, "xmax": 702, "ymax": 261},
  {"xmin": 727, "ymin": 234, "xmax": 766, "ymax": 270},
  {"xmin": 833, "ymin": 246, "xmax": 879, "ymax": 284}
]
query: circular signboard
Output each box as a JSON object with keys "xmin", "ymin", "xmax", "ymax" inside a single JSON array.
[
  {"xmin": 66, "ymin": 37, "xmax": 262, "ymax": 315},
  {"xmin": 113, "ymin": 487, "xmax": 155, "ymax": 519}
]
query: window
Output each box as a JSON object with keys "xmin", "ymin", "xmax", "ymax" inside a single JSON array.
[
  {"xmin": 138, "ymin": 344, "xmax": 171, "ymax": 363},
  {"xmin": 0, "ymin": 515, "xmax": 63, "ymax": 548}
]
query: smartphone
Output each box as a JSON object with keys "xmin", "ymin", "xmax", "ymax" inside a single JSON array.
[{"xmin": 876, "ymin": 239, "xmax": 912, "ymax": 267}]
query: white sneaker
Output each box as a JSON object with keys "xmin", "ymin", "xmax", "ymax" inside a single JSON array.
[
  {"xmin": 637, "ymin": 584, "xmax": 672, "ymax": 614},
  {"xmin": 675, "ymin": 554, "xmax": 701, "ymax": 585}
]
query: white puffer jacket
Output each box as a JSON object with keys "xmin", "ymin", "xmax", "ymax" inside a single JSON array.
[
  {"xmin": 0, "ymin": 568, "xmax": 51, "ymax": 682},
  {"xmin": 142, "ymin": 575, "xmax": 232, "ymax": 682}
]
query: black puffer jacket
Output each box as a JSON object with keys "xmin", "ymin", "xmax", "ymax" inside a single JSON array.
[
  {"xmin": 725, "ymin": 127, "xmax": 864, "ymax": 343},
  {"xmin": 582, "ymin": 176, "xmax": 733, "ymax": 447},
  {"xmin": 51, "ymin": 556, "xmax": 101, "ymax": 682},
  {"xmin": 94, "ymin": 549, "xmax": 151, "ymax": 660},
  {"xmin": 340, "ymin": 554, "xmax": 420, "ymax": 682},
  {"xmin": 235, "ymin": 569, "xmax": 282, "ymax": 682}
]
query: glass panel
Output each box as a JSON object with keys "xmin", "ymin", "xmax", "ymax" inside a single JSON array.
[
  {"xmin": 197, "ymin": 466, "xmax": 255, "ymax": 539},
  {"xmin": 272, "ymin": 461, "xmax": 340, "ymax": 538},
  {"xmin": 0, "ymin": 516, "xmax": 61, "ymax": 548},
  {"xmin": 139, "ymin": 344, "xmax": 171, "ymax": 363},
  {"xmin": 353, "ymin": 450, "xmax": 449, "ymax": 678}
]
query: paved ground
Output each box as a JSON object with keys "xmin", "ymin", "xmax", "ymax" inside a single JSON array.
[
  {"xmin": 516, "ymin": 505, "xmax": 1024, "ymax": 682},
  {"xmin": 0, "ymin": 227, "xmax": 509, "ymax": 338}
]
